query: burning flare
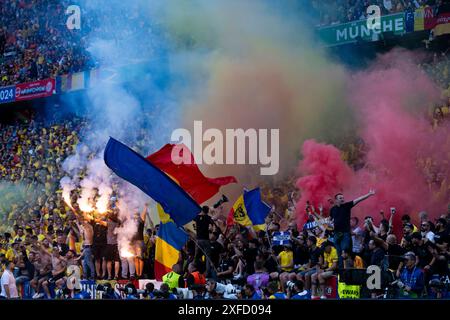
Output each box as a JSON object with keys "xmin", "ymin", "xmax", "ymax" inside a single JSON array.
[
  {"xmin": 96, "ymin": 183, "xmax": 112, "ymax": 214},
  {"xmin": 120, "ymin": 246, "xmax": 135, "ymax": 258},
  {"xmin": 60, "ymin": 176, "xmax": 75, "ymax": 210}
]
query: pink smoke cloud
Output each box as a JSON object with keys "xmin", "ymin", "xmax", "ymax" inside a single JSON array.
[
  {"xmin": 349, "ymin": 50, "xmax": 448, "ymax": 232},
  {"xmin": 295, "ymin": 50, "xmax": 449, "ymax": 235},
  {"xmin": 295, "ymin": 139, "xmax": 353, "ymax": 227}
]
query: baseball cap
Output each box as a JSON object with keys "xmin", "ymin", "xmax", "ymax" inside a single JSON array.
[{"xmin": 403, "ymin": 251, "xmax": 416, "ymax": 259}]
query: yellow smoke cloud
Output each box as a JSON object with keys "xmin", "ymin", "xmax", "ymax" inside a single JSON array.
[{"xmin": 158, "ymin": 1, "xmax": 354, "ymax": 187}]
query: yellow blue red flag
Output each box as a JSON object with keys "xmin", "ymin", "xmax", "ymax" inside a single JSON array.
[
  {"xmin": 226, "ymin": 188, "xmax": 271, "ymax": 232},
  {"xmin": 154, "ymin": 204, "xmax": 188, "ymax": 281}
]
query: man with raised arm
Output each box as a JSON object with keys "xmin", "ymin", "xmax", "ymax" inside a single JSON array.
[
  {"xmin": 70, "ymin": 205, "xmax": 95, "ymax": 280},
  {"xmin": 330, "ymin": 190, "xmax": 376, "ymax": 266}
]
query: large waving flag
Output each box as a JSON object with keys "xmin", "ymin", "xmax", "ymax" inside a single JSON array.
[
  {"xmin": 104, "ymin": 138, "xmax": 201, "ymax": 227},
  {"xmin": 227, "ymin": 188, "xmax": 271, "ymax": 232},
  {"xmin": 146, "ymin": 144, "xmax": 237, "ymax": 204},
  {"xmin": 154, "ymin": 204, "xmax": 189, "ymax": 281}
]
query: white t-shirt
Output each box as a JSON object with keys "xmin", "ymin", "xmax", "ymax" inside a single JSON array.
[
  {"xmin": 422, "ymin": 231, "xmax": 435, "ymax": 243},
  {"xmin": 352, "ymin": 227, "xmax": 364, "ymax": 253},
  {"xmin": 1, "ymin": 270, "xmax": 19, "ymax": 298}
]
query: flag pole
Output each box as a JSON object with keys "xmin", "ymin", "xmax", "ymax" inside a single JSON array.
[
  {"xmin": 180, "ymin": 228, "xmax": 219, "ymax": 275},
  {"xmin": 265, "ymin": 223, "xmax": 281, "ymax": 269}
]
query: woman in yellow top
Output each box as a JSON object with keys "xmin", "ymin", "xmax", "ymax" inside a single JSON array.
[
  {"xmin": 277, "ymin": 244, "xmax": 294, "ymax": 272},
  {"xmin": 277, "ymin": 244, "xmax": 296, "ymax": 292}
]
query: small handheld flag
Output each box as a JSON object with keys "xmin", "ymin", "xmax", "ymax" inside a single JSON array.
[
  {"xmin": 227, "ymin": 188, "xmax": 271, "ymax": 231},
  {"xmin": 272, "ymin": 231, "xmax": 291, "ymax": 246}
]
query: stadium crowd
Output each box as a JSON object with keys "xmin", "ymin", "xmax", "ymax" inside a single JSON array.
[
  {"xmin": 0, "ymin": 0, "xmax": 449, "ymax": 301},
  {"xmin": 0, "ymin": 101, "xmax": 448, "ymax": 300},
  {"xmin": 0, "ymin": 0, "xmax": 156, "ymax": 87},
  {"xmin": 0, "ymin": 0, "xmax": 96, "ymax": 87}
]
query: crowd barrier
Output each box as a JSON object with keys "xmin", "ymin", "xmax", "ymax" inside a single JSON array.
[
  {"xmin": 17, "ymin": 278, "xmax": 163, "ymax": 299},
  {"xmin": 14, "ymin": 273, "xmax": 450, "ymax": 299}
]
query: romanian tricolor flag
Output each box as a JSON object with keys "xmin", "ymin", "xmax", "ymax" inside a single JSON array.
[
  {"xmin": 154, "ymin": 204, "xmax": 188, "ymax": 281},
  {"xmin": 104, "ymin": 138, "xmax": 201, "ymax": 227},
  {"xmin": 147, "ymin": 143, "xmax": 237, "ymax": 204},
  {"xmin": 60, "ymin": 72, "xmax": 85, "ymax": 92},
  {"xmin": 227, "ymin": 188, "xmax": 271, "ymax": 232}
]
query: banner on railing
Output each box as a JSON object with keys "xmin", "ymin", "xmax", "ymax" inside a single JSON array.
[
  {"xmin": 317, "ymin": 13, "xmax": 405, "ymax": 46},
  {"xmin": 78, "ymin": 279, "xmax": 161, "ymax": 299},
  {"xmin": 15, "ymin": 79, "xmax": 55, "ymax": 101}
]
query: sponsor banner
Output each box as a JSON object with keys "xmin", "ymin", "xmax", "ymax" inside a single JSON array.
[
  {"xmin": 79, "ymin": 279, "xmax": 144, "ymax": 299},
  {"xmin": 317, "ymin": 13, "xmax": 405, "ymax": 46},
  {"xmin": 15, "ymin": 79, "xmax": 55, "ymax": 101},
  {"xmin": 0, "ymin": 85, "xmax": 16, "ymax": 104}
]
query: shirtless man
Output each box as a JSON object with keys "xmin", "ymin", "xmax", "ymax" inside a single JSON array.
[
  {"xmin": 71, "ymin": 205, "xmax": 95, "ymax": 280},
  {"xmin": 30, "ymin": 245, "xmax": 52, "ymax": 299},
  {"xmin": 42, "ymin": 248, "xmax": 67, "ymax": 298}
]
